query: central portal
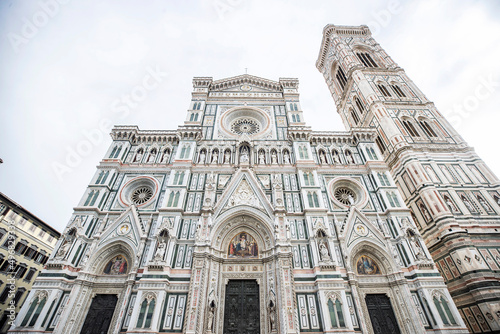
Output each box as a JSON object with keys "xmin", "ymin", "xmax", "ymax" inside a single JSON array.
[
  {"xmin": 80, "ymin": 294, "xmax": 118, "ymax": 334},
  {"xmin": 223, "ymin": 280, "xmax": 260, "ymax": 334},
  {"xmin": 365, "ymin": 294, "xmax": 401, "ymax": 334}
]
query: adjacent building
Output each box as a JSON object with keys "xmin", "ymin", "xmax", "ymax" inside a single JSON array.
[
  {"xmin": 9, "ymin": 24, "xmax": 500, "ymax": 334},
  {"xmin": 0, "ymin": 193, "xmax": 60, "ymax": 334}
]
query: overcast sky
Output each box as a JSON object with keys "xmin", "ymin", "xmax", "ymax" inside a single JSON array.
[{"xmin": 1, "ymin": 0, "xmax": 499, "ymax": 233}]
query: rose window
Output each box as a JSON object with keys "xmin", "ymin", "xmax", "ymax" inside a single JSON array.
[
  {"xmin": 230, "ymin": 118, "xmax": 260, "ymax": 135},
  {"xmin": 131, "ymin": 186, "xmax": 154, "ymax": 205},
  {"xmin": 334, "ymin": 187, "xmax": 356, "ymax": 205}
]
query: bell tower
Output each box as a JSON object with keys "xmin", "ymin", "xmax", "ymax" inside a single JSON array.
[{"xmin": 317, "ymin": 24, "xmax": 500, "ymax": 333}]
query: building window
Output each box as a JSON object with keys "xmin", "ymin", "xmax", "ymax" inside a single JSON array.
[
  {"xmin": 433, "ymin": 295, "xmax": 457, "ymax": 325},
  {"xmin": 0, "ymin": 229, "xmax": 6, "ymax": 243},
  {"xmin": 336, "ymin": 66, "xmax": 348, "ymax": 91},
  {"xmin": 386, "ymin": 192, "xmax": 401, "ymax": 207},
  {"xmin": 298, "ymin": 146, "xmax": 309, "ymax": 160},
  {"xmin": 307, "ymin": 192, "xmax": 320, "ymax": 208},
  {"xmin": 21, "ymin": 293, "xmax": 47, "ymax": 327},
  {"xmin": 366, "ymin": 147, "xmax": 378, "ymax": 160},
  {"xmin": 392, "ymin": 84, "xmax": 406, "ymax": 97},
  {"xmin": 167, "ymin": 192, "xmax": 180, "ymax": 207},
  {"xmin": 292, "ymin": 114, "xmax": 301, "ymax": 122},
  {"xmin": 377, "ymin": 84, "xmax": 392, "ymax": 97},
  {"xmin": 375, "ymin": 137, "xmax": 386, "ymax": 154},
  {"xmin": 179, "ymin": 145, "xmax": 191, "ymax": 159},
  {"xmin": 84, "ymin": 190, "xmax": 99, "ymax": 206},
  {"xmin": 327, "ymin": 297, "xmax": 346, "ymax": 328},
  {"xmin": 378, "ymin": 173, "xmax": 390, "ymax": 186},
  {"xmin": 419, "ymin": 120, "xmax": 438, "ymax": 137},
  {"xmin": 303, "ymin": 172, "xmax": 314, "ymax": 186},
  {"xmin": 24, "ymin": 268, "xmax": 37, "ymax": 283},
  {"xmin": 0, "ymin": 287, "xmax": 9, "ymax": 303},
  {"xmin": 136, "ymin": 296, "xmax": 156, "ymax": 329},
  {"xmin": 402, "ymin": 120, "xmax": 419, "ymax": 137},
  {"xmin": 354, "ymin": 96, "xmax": 365, "ymax": 114},
  {"xmin": 356, "ymin": 52, "xmax": 378, "ymax": 68},
  {"xmin": 351, "ymin": 109, "xmax": 360, "ymax": 125},
  {"xmin": 13, "ymin": 288, "xmax": 26, "ymax": 306}
]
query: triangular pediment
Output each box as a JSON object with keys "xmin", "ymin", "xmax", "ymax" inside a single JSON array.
[
  {"xmin": 341, "ymin": 207, "xmax": 386, "ymax": 251},
  {"xmin": 210, "ymin": 74, "xmax": 283, "ymax": 93},
  {"xmin": 98, "ymin": 205, "xmax": 145, "ymax": 250},
  {"xmin": 214, "ymin": 169, "xmax": 274, "ymax": 218}
]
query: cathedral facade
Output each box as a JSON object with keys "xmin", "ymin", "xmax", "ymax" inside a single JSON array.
[{"xmin": 10, "ymin": 24, "xmax": 499, "ymax": 334}]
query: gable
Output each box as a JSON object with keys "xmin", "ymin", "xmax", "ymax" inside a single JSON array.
[
  {"xmin": 98, "ymin": 205, "xmax": 146, "ymax": 251},
  {"xmin": 214, "ymin": 170, "xmax": 274, "ymax": 218}
]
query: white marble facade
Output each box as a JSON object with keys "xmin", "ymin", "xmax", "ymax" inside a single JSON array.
[{"xmin": 10, "ymin": 26, "xmax": 473, "ymax": 334}]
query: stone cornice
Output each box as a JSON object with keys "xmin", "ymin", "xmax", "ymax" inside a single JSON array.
[
  {"xmin": 208, "ymin": 74, "xmax": 290, "ymax": 92},
  {"xmin": 111, "ymin": 126, "xmax": 179, "ymax": 144}
]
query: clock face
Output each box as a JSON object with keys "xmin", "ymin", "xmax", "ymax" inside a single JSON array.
[{"xmin": 240, "ymin": 85, "xmax": 252, "ymax": 91}]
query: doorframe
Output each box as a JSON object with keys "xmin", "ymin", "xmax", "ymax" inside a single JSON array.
[
  {"xmin": 364, "ymin": 292, "xmax": 402, "ymax": 334},
  {"xmin": 218, "ymin": 274, "xmax": 265, "ymax": 334},
  {"xmin": 80, "ymin": 293, "xmax": 120, "ymax": 334},
  {"xmin": 358, "ymin": 287, "xmax": 405, "ymax": 334}
]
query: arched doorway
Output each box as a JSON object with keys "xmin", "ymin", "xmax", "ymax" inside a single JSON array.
[
  {"xmin": 351, "ymin": 245, "xmax": 407, "ymax": 334},
  {"xmin": 186, "ymin": 211, "xmax": 288, "ymax": 334}
]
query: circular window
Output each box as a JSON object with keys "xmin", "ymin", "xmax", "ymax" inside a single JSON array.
[
  {"xmin": 119, "ymin": 176, "xmax": 159, "ymax": 207},
  {"xmin": 327, "ymin": 177, "xmax": 368, "ymax": 209},
  {"xmin": 231, "ymin": 118, "xmax": 260, "ymax": 135},
  {"xmin": 219, "ymin": 107, "xmax": 272, "ymax": 139},
  {"xmin": 334, "ymin": 187, "xmax": 356, "ymax": 205},
  {"xmin": 131, "ymin": 186, "xmax": 154, "ymax": 205}
]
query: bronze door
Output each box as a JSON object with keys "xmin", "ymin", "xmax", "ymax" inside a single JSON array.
[
  {"xmin": 80, "ymin": 294, "xmax": 118, "ymax": 334},
  {"xmin": 365, "ymin": 294, "xmax": 401, "ymax": 334},
  {"xmin": 224, "ymin": 280, "xmax": 260, "ymax": 334}
]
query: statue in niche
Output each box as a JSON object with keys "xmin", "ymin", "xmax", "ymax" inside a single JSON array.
[
  {"xmin": 268, "ymin": 299, "xmax": 277, "ymax": 331},
  {"xmin": 332, "ymin": 150, "xmax": 340, "ymax": 164},
  {"xmin": 207, "ymin": 299, "xmax": 216, "ymax": 332},
  {"xmin": 198, "ymin": 150, "xmax": 206, "ymax": 164},
  {"xmin": 319, "ymin": 242, "xmax": 331, "ymax": 262},
  {"xmin": 477, "ymin": 195, "xmax": 490, "ymax": 211},
  {"xmin": 148, "ymin": 150, "xmax": 157, "ymax": 163},
  {"xmin": 407, "ymin": 229, "xmax": 426, "ymax": 260},
  {"xmin": 161, "ymin": 149, "xmax": 170, "ymax": 163},
  {"xmin": 346, "ymin": 151, "xmax": 355, "ymax": 164},
  {"xmin": 259, "ymin": 151, "xmax": 265, "ymax": 164},
  {"xmin": 319, "ymin": 151, "xmax": 327, "ymax": 164},
  {"xmin": 56, "ymin": 229, "xmax": 76, "ymax": 259},
  {"xmin": 461, "ymin": 195, "xmax": 474, "ymax": 212},
  {"xmin": 419, "ymin": 203, "xmax": 431, "ymax": 222},
  {"xmin": 444, "ymin": 196, "xmax": 457, "ymax": 212},
  {"xmin": 283, "ymin": 151, "xmax": 290, "ymax": 164},
  {"xmin": 154, "ymin": 240, "xmax": 167, "ymax": 261},
  {"xmin": 211, "ymin": 151, "xmax": 218, "ymax": 164},
  {"xmin": 135, "ymin": 149, "xmax": 143, "ymax": 163},
  {"xmin": 240, "ymin": 146, "xmax": 249, "ymax": 163},
  {"xmin": 271, "ymin": 151, "xmax": 278, "ymax": 164},
  {"xmin": 224, "ymin": 150, "xmax": 230, "ymax": 164}
]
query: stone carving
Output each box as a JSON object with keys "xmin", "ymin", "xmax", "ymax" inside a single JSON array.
[
  {"xmin": 224, "ymin": 150, "xmax": 231, "ymax": 164},
  {"xmin": 198, "ymin": 150, "xmax": 206, "ymax": 164},
  {"xmin": 268, "ymin": 299, "xmax": 277, "ymax": 332},
  {"xmin": 259, "ymin": 151, "xmax": 265, "ymax": 164},
  {"xmin": 154, "ymin": 240, "xmax": 167, "ymax": 261},
  {"xmin": 226, "ymin": 180, "xmax": 263, "ymax": 209},
  {"xmin": 240, "ymin": 146, "xmax": 249, "ymax": 163},
  {"xmin": 283, "ymin": 151, "xmax": 290, "ymax": 164},
  {"xmin": 271, "ymin": 151, "xmax": 278, "ymax": 164},
  {"xmin": 319, "ymin": 242, "xmax": 331, "ymax": 263},
  {"xmin": 320, "ymin": 151, "xmax": 327, "ymax": 164},
  {"xmin": 207, "ymin": 299, "xmax": 216, "ymax": 332}
]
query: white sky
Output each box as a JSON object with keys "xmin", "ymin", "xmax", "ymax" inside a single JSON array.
[{"xmin": 1, "ymin": 0, "xmax": 499, "ymax": 233}]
